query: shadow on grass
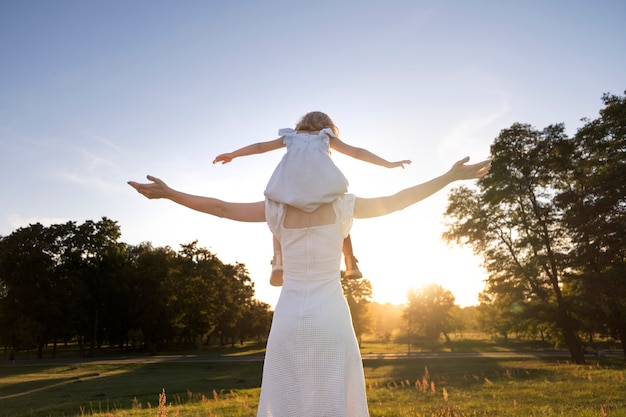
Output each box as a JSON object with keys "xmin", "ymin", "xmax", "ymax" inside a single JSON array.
[
  {"xmin": 0, "ymin": 360, "xmax": 263, "ymax": 417},
  {"xmin": 364, "ymin": 356, "xmax": 554, "ymax": 384}
]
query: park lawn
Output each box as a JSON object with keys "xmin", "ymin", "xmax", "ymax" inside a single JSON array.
[
  {"xmin": 0, "ymin": 359, "xmax": 263, "ymax": 417},
  {"xmin": 364, "ymin": 356, "xmax": 625, "ymax": 416},
  {"xmin": 1, "ymin": 354, "xmax": 624, "ymax": 417}
]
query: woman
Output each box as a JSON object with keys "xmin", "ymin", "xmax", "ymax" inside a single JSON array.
[{"xmin": 128, "ymin": 156, "xmax": 490, "ymax": 416}]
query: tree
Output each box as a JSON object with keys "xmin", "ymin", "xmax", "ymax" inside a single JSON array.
[
  {"xmin": 171, "ymin": 241, "xmax": 225, "ymax": 350},
  {"xmin": 0, "ymin": 223, "xmax": 58, "ymax": 356},
  {"xmin": 213, "ymin": 262, "xmax": 255, "ymax": 348},
  {"xmin": 369, "ymin": 302, "xmax": 404, "ymax": 343},
  {"xmin": 449, "ymin": 305, "xmax": 480, "ymax": 337},
  {"xmin": 239, "ymin": 299, "xmax": 273, "ymax": 345},
  {"xmin": 0, "ymin": 220, "xmax": 126, "ymax": 358},
  {"xmin": 71, "ymin": 218, "xmax": 126, "ymax": 356},
  {"xmin": 404, "ymin": 284, "xmax": 456, "ymax": 342},
  {"xmin": 341, "ymin": 273, "xmax": 374, "ymax": 347},
  {"xmin": 123, "ymin": 243, "xmax": 177, "ymax": 353},
  {"xmin": 553, "ymin": 92, "xmax": 626, "ymax": 354},
  {"xmin": 0, "ymin": 222, "xmax": 271, "ymax": 356},
  {"xmin": 444, "ymin": 122, "xmax": 586, "ymax": 363}
]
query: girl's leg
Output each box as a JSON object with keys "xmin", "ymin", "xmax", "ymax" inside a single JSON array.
[
  {"xmin": 270, "ymin": 235, "xmax": 284, "ymax": 286},
  {"xmin": 343, "ymin": 234, "xmax": 362, "ymax": 279}
]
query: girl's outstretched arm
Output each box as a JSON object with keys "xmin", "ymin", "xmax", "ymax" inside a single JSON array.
[
  {"xmin": 128, "ymin": 175, "xmax": 266, "ymax": 222},
  {"xmin": 354, "ymin": 157, "xmax": 491, "ymax": 218},
  {"xmin": 329, "ymin": 137, "xmax": 412, "ymax": 169},
  {"xmin": 213, "ymin": 137, "xmax": 285, "ymax": 164}
]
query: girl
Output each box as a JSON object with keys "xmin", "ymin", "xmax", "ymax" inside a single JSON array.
[{"xmin": 213, "ymin": 111, "xmax": 411, "ymax": 286}]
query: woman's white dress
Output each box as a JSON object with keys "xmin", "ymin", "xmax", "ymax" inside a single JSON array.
[
  {"xmin": 265, "ymin": 128, "xmax": 349, "ymax": 213},
  {"xmin": 258, "ymin": 195, "xmax": 369, "ymax": 417}
]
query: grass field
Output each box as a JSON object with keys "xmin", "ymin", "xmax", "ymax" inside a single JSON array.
[{"xmin": 1, "ymin": 340, "xmax": 624, "ymax": 416}]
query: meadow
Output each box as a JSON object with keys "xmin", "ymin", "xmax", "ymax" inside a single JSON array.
[{"xmin": 1, "ymin": 340, "xmax": 624, "ymax": 417}]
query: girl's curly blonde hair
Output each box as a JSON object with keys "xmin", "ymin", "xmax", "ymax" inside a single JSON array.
[{"xmin": 295, "ymin": 111, "xmax": 340, "ymax": 137}]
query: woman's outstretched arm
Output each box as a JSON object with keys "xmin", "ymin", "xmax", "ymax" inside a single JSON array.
[
  {"xmin": 353, "ymin": 157, "xmax": 491, "ymax": 218},
  {"xmin": 128, "ymin": 175, "xmax": 266, "ymax": 222},
  {"xmin": 129, "ymin": 157, "xmax": 489, "ymax": 221}
]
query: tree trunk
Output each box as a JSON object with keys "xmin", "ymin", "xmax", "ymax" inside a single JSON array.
[
  {"xmin": 557, "ymin": 307, "xmax": 585, "ymax": 364},
  {"xmin": 615, "ymin": 322, "xmax": 626, "ymax": 357},
  {"xmin": 545, "ymin": 251, "xmax": 585, "ymax": 364},
  {"xmin": 605, "ymin": 304, "xmax": 626, "ymax": 357},
  {"xmin": 90, "ymin": 306, "xmax": 98, "ymax": 357}
]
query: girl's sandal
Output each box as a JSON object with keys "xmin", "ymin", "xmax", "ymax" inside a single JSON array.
[{"xmin": 270, "ymin": 261, "xmax": 284, "ymax": 286}]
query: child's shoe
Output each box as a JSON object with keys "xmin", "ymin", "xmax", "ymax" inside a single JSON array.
[
  {"xmin": 269, "ymin": 260, "xmax": 284, "ymax": 286},
  {"xmin": 344, "ymin": 256, "xmax": 362, "ymax": 279}
]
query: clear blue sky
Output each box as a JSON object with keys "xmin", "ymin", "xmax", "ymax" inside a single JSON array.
[{"xmin": 1, "ymin": 0, "xmax": 624, "ymax": 308}]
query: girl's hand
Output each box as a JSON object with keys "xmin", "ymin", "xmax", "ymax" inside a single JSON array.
[
  {"xmin": 213, "ymin": 153, "xmax": 234, "ymax": 164},
  {"xmin": 127, "ymin": 175, "xmax": 172, "ymax": 199},
  {"xmin": 388, "ymin": 160, "xmax": 412, "ymax": 169}
]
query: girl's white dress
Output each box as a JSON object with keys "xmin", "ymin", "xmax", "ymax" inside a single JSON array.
[
  {"xmin": 258, "ymin": 195, "xmax": 369, "ymax": 417},
  {"xmin": 265, "ymin": 128, "xmax": 349, "ymax": 213}
]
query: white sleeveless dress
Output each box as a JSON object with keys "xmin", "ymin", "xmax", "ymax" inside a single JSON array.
[
  {"xmin": 264, "ymin": 128, "xmax": 349, "ymax": 213},
  {"xmin": 258, "ymin": 195, "xmax": 369, "ymax": 417}
]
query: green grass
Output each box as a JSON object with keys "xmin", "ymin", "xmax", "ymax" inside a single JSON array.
[
  {"xmin": 1, "ymin": 353, "xmax": 624, "ymax": 417},
  {"xmin": 360, "ymin": 335, "xmax": 558, "ymax": 355},
  {"xmin": 0, "ymin": 360, "xmax": 262, "ymax": 417},
  {"xmin": 364, "ymin": 356, "xmax": 625, "ymax": 416}
]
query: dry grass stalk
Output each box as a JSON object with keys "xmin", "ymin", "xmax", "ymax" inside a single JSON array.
[{"xmin": 157, "ymin": 388, "xmax": 168, "ymax": 417}]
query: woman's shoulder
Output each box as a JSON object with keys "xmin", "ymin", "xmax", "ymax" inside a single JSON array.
[
  {"xmin": 334, "ymin": 194, "xmax": 356, "ymax": 236},
  {"xmin": 333, "ymin": 194, "xmax": 356, "ymax": 214}
]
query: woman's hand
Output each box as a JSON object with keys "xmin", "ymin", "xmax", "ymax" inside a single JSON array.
[
  {"xmin": 446, "ymin": 157, "xmax": 491, "ymax": 181},
  {"xmin": 354, "ymin": 156, "xmax": 491, "ymax": 219},
  {"xmin": 128, "ymin": 175, "xmax": 266, "ymax": 222},
  {"xmin": 127, "ymin": 175, "xmax": 172, "ymax": 199}
]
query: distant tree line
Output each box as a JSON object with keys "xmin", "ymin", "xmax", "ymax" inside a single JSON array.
[
  {"xmin": 2, "ymin": 92, "xmax": 623, "ymax": 364},
  {"xmin": 0, "ymin": 218, "xmax": 272, "ymax": 358},
  {"xmin": 444, "ymin": 92, "xmax": 626, "ymax": 363}
]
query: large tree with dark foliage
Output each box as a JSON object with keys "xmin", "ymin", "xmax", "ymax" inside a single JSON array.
[
  {"xmin": 444, "ymin": 92, "xmax": 626, "ymax": 363},
  {"xmin": 552, "ymin": 92, "xmax": 626, "ymax": 354}
]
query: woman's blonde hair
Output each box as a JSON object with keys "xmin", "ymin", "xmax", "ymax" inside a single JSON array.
[{"xmin": 295, "ymin": 111, "xmax": 340, "ymax": 137}]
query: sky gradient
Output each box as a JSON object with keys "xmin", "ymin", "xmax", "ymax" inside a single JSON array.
[{"xmin": 1, "ymin": 0, "xmax": 625, "ymax": 308}]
